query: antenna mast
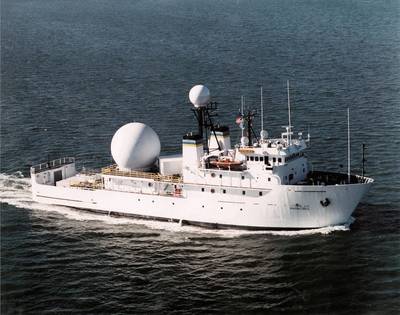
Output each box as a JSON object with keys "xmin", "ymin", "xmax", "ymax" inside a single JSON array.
[
  {"xmin": 347, "ymin": 107, "xmax": 351, "ymax": 183},
  {"xmin": 287, "ymin": 80, "xmax": 292, "ymax": 145},
  {"xmin": 362, "ymin": 143, "xmax": 366, "ymax": 178},
  {"xmin": 241, "ymin": 96, "xmax": 245, "ymax": 138},
  {"xmin": 260, "ymin": 86, "xmax": 264, "ymax": 131}
]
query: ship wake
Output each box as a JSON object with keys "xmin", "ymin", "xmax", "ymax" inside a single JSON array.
[{"xmin": 1, "ymin": 173, "xmax": 352, "ymax": 237}]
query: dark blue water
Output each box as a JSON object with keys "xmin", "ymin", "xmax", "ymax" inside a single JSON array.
[{"xmin": 1, "ymin": 0, "xmax": 399, "ymax": 313}]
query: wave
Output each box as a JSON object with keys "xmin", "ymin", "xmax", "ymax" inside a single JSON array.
[{"xmin": 0, "ymin": 173, "xmax": 352, "ymax": 237}]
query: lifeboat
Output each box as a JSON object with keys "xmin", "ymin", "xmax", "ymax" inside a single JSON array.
[{"xmin": 209, "ymin": 157, "xmax": 242, "ymax": 170}]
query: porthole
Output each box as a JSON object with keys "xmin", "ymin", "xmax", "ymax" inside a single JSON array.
[
  {"xmin": 240, "ymin": 208, "xmax": 243, "ymax": 211},
  {"xmin": 211, "ymin": 188, "xmax": 215, "ymax": 193},
  {"xmin": 220, "ymin": 207, "xmax": 223, "ymax": 210},
  {"xmin": 211, "ymin": 173, "xmax": 216, "ymax": 178},
  {"xmin": 202, "ymin": 205, "xmax": 205, "ymax": 208}
]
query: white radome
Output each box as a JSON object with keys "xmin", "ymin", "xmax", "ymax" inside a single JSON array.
[
  {"xmin": 260, "ymin": 130, "xmax": 268, "ymax": 139},
  {"xmin": 111, "ymin": 122, "xmax": 161, "ymax": 171},
  {"xmin": 189, "ymin": 85, "xmax": 210, "ymax": 107},
  {"xmin": 240, "ymin": 136, "xmax": 249, "ymax": 146}
]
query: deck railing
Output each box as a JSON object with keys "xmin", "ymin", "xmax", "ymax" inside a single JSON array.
[
  {"xmin": 31, "ymin": 157, "xmax": 75, "ymax": 174},
  {"xmin": 101, "ymin": 165, "xmax": 183, "ymax": 183}
]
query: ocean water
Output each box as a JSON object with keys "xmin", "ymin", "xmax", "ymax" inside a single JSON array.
[{"xmin": 1, "ymin": 0, "xmax": 399, "ymax": 313}]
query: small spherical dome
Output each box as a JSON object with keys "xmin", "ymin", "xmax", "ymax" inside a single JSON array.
[
  {"xmin": 240, "ymin": 136, "xmax": 249, "ymax": 146},
  {"xmin": 111, "ymin": 123, "xmax": 160, "ymax": 171},
  {"xmin": 189, "ymin": 85, "xmax": 210, "ymax": 107},
  {"xmin": 260, "ymin": 130, "xmax": 268, "ymax": 139}
]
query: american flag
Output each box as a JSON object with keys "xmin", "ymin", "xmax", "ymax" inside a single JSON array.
[{"xmin": 235, "ymin": 114, "xmax": 243, "ymax": 125}]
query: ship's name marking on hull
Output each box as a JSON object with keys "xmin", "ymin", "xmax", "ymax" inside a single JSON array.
[{"xmin": 290, "ymin": 204, "xmax": 311, "ymax": 210}]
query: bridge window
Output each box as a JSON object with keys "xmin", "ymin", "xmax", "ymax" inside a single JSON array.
[
  {"xmin": 250, "ymin": 156, "xmax": 254, "ymax": 161},
  {"xmin": 268, "ymin": 178, "xmax": 271, "ymax": 181},
  {"xmin": 273, "ymin": 157, "xmax": 276, "ymax": 163},
  {"xmin": 242, "ymin": 191, "xmax": 246, "ymax": 195},
  {"xmin": 260, "ymin": 156, "xmax": 264, "ymax": 162},
  {"xmin": 255, "ymin": 156, "xmax": 259, "ymax": 161},
  {"xmin": 259, "ymin": 191, "xmax": 263, "ymax": 196},
  {"xmin": 222, "ymin": 189, "xmax": 226, "ymax": 194},
  {"xmin": 219, "ymin": 174, "xmax": 222, "ymax": 178},
  {"xmin": 278, "ymin": 158, "xmax": 282, "ymax": 163},
  {"xmin": 201, "ymin": 188, "xmax": 205, "ymax": 192},
  {"xmin": 241, "ymin": 176, "xmax": 245, "ymax": 180},
  {"xmin": 211, "ymin": 188, "xmax": 215, "ymax": 193},
  {"xmin": 289, "ymin": 174, "xmax": 294, "ymax": 181}
]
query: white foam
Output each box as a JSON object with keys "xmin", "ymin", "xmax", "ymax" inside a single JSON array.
[{"xmin": 0, "ymin": 173, "xmax": 353, "ymax": 237}]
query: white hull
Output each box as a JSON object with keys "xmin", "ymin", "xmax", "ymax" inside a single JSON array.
[
  {"xmin": 32, "ymin": 179, "xmax": 372, "ymax": 230},
  {"xmin": 29, "ymin": 84, "xmax": 374, "ymax": 230}
]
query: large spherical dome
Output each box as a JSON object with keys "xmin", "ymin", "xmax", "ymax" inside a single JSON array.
[
  {"xmin": 111, "ymin": 123, "xmax": 161, "ymax": 171},
  {"xmin": 189, "ymin": 85, "xmax": 210, "ymax": 107}
]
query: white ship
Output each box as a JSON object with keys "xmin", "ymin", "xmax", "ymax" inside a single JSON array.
[{"xmin": 31, "ymin": 84, "xmax": 373, "ymax": 230}]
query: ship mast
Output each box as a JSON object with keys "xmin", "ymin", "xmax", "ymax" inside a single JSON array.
[
  {"xmin": 347, "ymin": 107, "xmax": 351, "ymax": 183},
  {"xmin": 241, "ymin": 96, "xmax": 245, "ymax": 139},
  {"xmin": 260, "ymin": 86, "xmax": 264, "ymax": 131},
  {"xmin": 287, "ymin": 80, "xmax": 292, "ymax": 145}
]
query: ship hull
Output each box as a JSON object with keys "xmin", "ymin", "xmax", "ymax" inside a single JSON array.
[{"xmin": 31, "ymin": 180, "xmax": 372, "ymax": 230}]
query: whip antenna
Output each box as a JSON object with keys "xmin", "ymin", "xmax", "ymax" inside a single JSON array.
[
  {"xmin": 287, "ymin": 80, "xmax": 292, "ymax": 145},
  {"xmin": 347, "ymin": 107, "xmax": 351, "ymax": 183}
]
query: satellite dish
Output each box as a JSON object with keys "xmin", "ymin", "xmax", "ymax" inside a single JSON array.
[{"xmin": 189, "ymin": 85, "xmax": 210, "ymax": 108}]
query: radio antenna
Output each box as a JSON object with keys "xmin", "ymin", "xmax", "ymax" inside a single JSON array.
[
  {"xmin": 287, "ymin": 80, "xmax": 292, "ymax": 145},
  {"xmin": 241, "ymin": 96, "xmax": 244, "ymax": 138},
  {"xmin": 260, "ymin": 86, "xmax": 264, "ymax": 131},
  {"xmin": 347, "ymin": 107, "xmax": 351, "ymax": 183}
]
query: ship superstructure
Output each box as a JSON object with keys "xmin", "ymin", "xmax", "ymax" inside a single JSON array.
[{"xmin": 30, "ymin": 84, "xmax": 373, "ymax": 229}]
